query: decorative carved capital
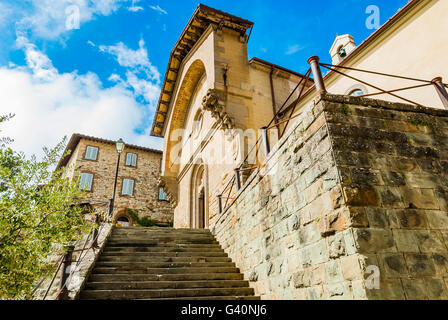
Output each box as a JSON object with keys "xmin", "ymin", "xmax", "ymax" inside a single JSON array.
[{"xmin": 201, "ymin": 89, "xmax": 235, "ymax": 130}]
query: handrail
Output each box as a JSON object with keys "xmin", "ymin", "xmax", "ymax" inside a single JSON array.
[
  {"xmin": 320, "ymin": 64, "xmax": 427, "ymax": 107},
  {"xmin": 359, "ymin": 83, "xmax": 432, "ymax": 98},
  {"xmin": 53, "ymin": 221, "xmax": 105, "ymax": 300},
  {"xmin": 319, "ymin": 63, "xmax": 434, "ymax": 84},
  {"xmin": 215, "ymin": 56, "xmax": 448, "ymax": 219},
  {"xmin": 216, "ymin": 67, "xmax": 313, "ymax": 215},
  {"xmin": 38, "ymin": 211, "xmax": 107, "ymax": 300},
  {"xmin": 41, "ymin": 255, "xmax": 64, "ymax": 300}
]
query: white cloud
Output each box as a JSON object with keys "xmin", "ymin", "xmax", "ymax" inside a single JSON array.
[
  {"xmin": 286, "ymin": 44, "xmax": 302, "ymax": 55},
  {"xmin": 125, "ymin": 70, "xmax": 161, "ymax": 103},
  {"xmin": 14, "ymin": 0, "xmax": 128, "ymax": 40},
  {"xmin": 149, "ymin": 5, "xmax": 168, "ymax": 15},
  {"xmin": 99, "ymin": 39, "xmax": 153, "ymax": 71},
  {"xmin": 0, "ymin": 39, "xmax": 162, "ymax": 159},
  {"xmin": 16, "ymin": 36, "xmax": 58, "ymax": 81},
  {"xmin": 99, "ymin": 39, "xmax": 161, "ymax": 105},
  {"xmin": 0, "ymin": 2, "xmax": 13, "ymax": 28},
  {"xmin": 128, "ymin": 6, "xmax": 144, "ymax": 12}
]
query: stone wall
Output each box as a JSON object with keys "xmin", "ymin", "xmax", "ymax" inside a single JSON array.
[{"xmin": 211, "ymin": 93, "xmax": 448, "ymax": 300}]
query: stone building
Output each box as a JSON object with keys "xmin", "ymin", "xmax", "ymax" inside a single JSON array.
[
  {"xmin": 151, "ymin": 1, "xmax": 448, "ymax": 299},
  {"xmin": 57, "ymin": 133, "xmax": 173, "ymax": 225},
  {"xmin": 152, "ymin": 4, "xmax": 313, "ymax": 228}
]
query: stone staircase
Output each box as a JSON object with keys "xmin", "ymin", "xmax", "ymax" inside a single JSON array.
[{"xmin": 80, "ymin": 227, "xmax": 259, "ymax": 300}]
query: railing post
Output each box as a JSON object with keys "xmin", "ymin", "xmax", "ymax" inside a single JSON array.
[
  {"xmin": 217, "ymin": 195, "xmax": 223, "ymax": 215},
  {"xmin": 261, "ymin": 127, "xmax": 270, "ymax": 156},
  {"xmin": 308, "ymin": 56, "xmax": 326, "ymax": 93},
  {"xmin": 235, "ymin": 168, "xmax": 242, "ymax": 191},
  {"xmin": 108, "ymin": 198, "xmax": 114, "ymax": 219},
  {"xmin": 432, "ymin": 77, "xmax": 448, "ymax": 110},
  {"xmin": 57, "ymin": 245, "xmax": 75, "ymax": 300},
  {"xmin": 91, "ymin": 214, "xmax": 100, "ymax": 248}
]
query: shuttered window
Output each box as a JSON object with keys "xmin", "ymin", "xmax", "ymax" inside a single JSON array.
[
  {"xmin": 79, "ymin": 173, "xmax": 94, "ymax": 191},
  {"xmin": 126, "ymin": 153, "xmax": 137, "ymax": 167},
  {"xmin": 85, "ymin": 146, "xmax": 99, "ymax": 161},
  {"xmin": 158, "ymin": 187, "xmax": 168, "ymax": 201},
  {"xmin": 121, "ymin": 179, "xmax": 135, "ymax": 196}
]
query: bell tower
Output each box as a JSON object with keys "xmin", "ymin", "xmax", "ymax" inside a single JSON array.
[{"xmin": 329, "ymin": 34, "xmax": 356, "ymax": 65}]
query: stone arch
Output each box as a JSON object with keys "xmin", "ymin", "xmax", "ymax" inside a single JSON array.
[
  {"xmin": 114, "ymin": 209, "xmax": 134, "ymax": 227},
  {"xmin": 190, "ymin": 160, "xmax": 209, "ymax": 229},
  {"xmin": 165, "ymin": 59, "xmax": 207, "ymax": 178}
]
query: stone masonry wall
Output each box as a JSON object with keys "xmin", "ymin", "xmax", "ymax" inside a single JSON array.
[
  {"xmin": 326, "ymin": 94, "xmax": 448, "ymax": 299},
  {"xmin": 211, "ymin": 93, "xmax": 448, "ymax": 300}
]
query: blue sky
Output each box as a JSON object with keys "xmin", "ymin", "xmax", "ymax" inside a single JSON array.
[{"xmin": 0, "ymin": 0, "xmax": 408, "ymax": 157}]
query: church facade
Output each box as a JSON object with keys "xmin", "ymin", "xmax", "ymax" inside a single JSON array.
[{"xmin": 152, "ymin": 4, "xmax": 313, "ymax": 229}]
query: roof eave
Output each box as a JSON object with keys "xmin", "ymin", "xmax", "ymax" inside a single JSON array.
[{"xmin": 150, "ymin": 4, "xmax": 254, "ymax": 138}]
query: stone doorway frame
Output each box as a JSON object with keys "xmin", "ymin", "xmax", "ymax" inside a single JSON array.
[{"xmin": 190, "ymin": 163, "xmax": 209, "ymax": 229}]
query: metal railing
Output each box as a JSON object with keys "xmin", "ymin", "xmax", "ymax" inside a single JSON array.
[
  {"xmin": 215, "ymin": 55, "xmax": 448, "ymax": 217},
  {"xmin": 215, "ymin": 66, "xmax": 314, "ymax": 216},
  {"xmin": 35, "ymin": 201, "xmax": 110, "ymax": 300}
]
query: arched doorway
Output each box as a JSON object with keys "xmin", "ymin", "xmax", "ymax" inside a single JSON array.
[
  {"xmin": 114, "ymin": 210, "xmax": 133, "ymax": 227},
  {"xmin": 116, "ymin": 216, "xmax": 131, "ymax": 227},
  {"xmin": 191, "ymin": 164, "xmax": 208, "ymax": 229}
]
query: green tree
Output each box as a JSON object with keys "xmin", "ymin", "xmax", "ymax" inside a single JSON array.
[{"xmin": 0, "ymin": 115, "xmax": 89, "ymax": 299}]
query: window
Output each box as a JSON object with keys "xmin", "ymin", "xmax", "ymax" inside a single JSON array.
[
  {"xmin": 193, "ymin": 111, "xmax": 203, "ymax": 138},
  {"xmin": 158, "ymin": 187, "xmax": 168, "ymax": 201},
  {"xmin": 121, "ymin": 179, "xmax": 135, "ymax": 196},
  {"xmin": 79, "ymin": 173, "xmax": 94, "ymax": 192},
  {"xmin": 125, "ymin": 152, "xmax": 137, "ymax": 167},
  {"xmin": 85, "ymin": 146, "xmax": 99, "ymax": 161},
  {"xmin": 349, "ymin": 89, "xmax": 364, "ymax": 97}
]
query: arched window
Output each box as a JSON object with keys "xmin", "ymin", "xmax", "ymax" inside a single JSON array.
[
  {"xmin": 349, "ymin": 88, "xmax": 364, "ymax": 96},
  {"xmin": 192, "ymin": 110, "xmax": 203, "ymax": 138}
]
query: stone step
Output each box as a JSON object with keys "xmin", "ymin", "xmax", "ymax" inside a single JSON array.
[
  {"xmin": 110, "ymin": 234, "xmax": 215, "ymax": 239},
  {"xmin": 111, "ymin": 229, "xmax": 212, "ymax": 234},
  {"xmin": 114, "ymin": 227, "xmax": 210, "ymax": 233},
  {"xmin": 80, "ymin": 287, "xmax": 255, "ymax": 300},
  {"xmin": 101, "ymin": 250, "xmax": 228, "ymax": 257},
  {"xmin": 80, "ymin": 227, "xmax": 258, "ymax": 300},
  {"xmin": 109, "ymin": 237, "xmax": 216, "ymax": 243},
  {"xmin": 150, "ymin": 296, "xmax": 261, "ymax": 301},
  {"xmin": 92, "ymin": 266, "xmax": 239, "ymax": 275},
  {"xmin": 85, "ymin": 280, "xmax": 250, "ymax": 290},
  {"xmin": 89, "ymin": 273, "xmax": 245, "ymax": 282},
  {"xmin": 107, "ymin": 239, "xmax": 219, "ymax": 246},
  {"xmin": 111, "ymin": 232, "xmax": 214, "ymax": 238},
  {"xmin": 102, "ymin": 246, "xmax": 224, "ymax": 253},
  {"xmin": 98, "ymin": 256, "xmax": 232, "ymax": 263},
  {"xmin": 103, "ymin": 243, "xmax": 223, "ymax": 251},
  {"xmin": 94, "ymin": 261, "xmax": 236, "ymax": 269}
]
